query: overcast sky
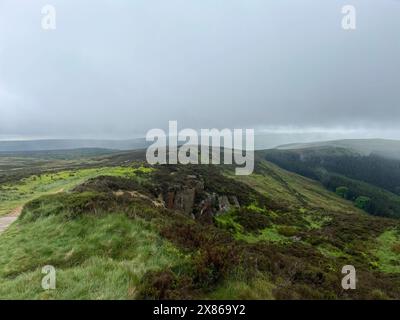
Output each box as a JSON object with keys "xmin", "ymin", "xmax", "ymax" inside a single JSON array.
[{"xmin": 0, "ymin": 0, "xmax": 399, "ymax": 142}]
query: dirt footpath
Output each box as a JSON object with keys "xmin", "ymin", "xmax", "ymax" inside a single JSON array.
[
  {"xmin": 0, "ymin": 188, "xmax": 64, "ymax": 234},
  {"xmin": 0, "ymin": 206, "xmax": 23, "ymax": 234},
  {"xmin": 0, "ymin": 188, "xmax": 65, "ymax": 235}
]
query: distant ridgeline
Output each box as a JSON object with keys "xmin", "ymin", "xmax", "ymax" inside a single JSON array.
[
  {"xmin": 262, "ymin": 146, "xmax": 400, "ymax": 219},
  {"xmin": 0, "ymin": 138, "xmax": 149, "ymax": 152}
]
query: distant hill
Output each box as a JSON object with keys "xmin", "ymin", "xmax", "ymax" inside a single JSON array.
[
  {"xmin": 261, "ymin": 139, "xmax": 400, "ymax": 218},
  {"xmin": 277, "ymin": 139, "xmax": 400, "ymax": 160},
  {"xmin": 0, "ymin": 138, "xmax": 149, "ymax": 152},
  {"xmin": 0, "ymin": 148, "xmax": 117, "ymax": 160}
]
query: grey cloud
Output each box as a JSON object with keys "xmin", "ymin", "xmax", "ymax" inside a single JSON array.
[{"xmin": 0, "ymin": 0, "xmax": 399, "ymax": 140}]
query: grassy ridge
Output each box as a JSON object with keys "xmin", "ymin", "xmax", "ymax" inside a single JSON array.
[{"xmin": 0, "ymin": 166, "xmax": 151, "ymax": 216}]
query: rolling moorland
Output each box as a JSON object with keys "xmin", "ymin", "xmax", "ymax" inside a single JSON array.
[
  {"xmin": 264, "ymin": 140, "xmax": 400, "ymax": 219},
  {"xmin": 0, "ymin": 143, "xmax": 399, "ymax": 299}
]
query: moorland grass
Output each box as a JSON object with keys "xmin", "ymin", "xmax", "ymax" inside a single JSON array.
[
  {"xmin": 0, "ymin": 166, "xmax": 151, "ymax": 216},
  {"xmin": 0, "ymin": 212, "xmax": 184, "ymax": 299},
  {"xmin": 1, "ymin": 159, "xmax": 400, "ymax": 299}
]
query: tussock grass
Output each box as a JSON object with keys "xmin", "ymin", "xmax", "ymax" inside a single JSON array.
[
  {"xmin": 0, "ymin": 213, "xmax": 184, "ymax": 299},
  {"xmin": 206, "ymin": 274, "xmax": 275, "ymax": 300}
]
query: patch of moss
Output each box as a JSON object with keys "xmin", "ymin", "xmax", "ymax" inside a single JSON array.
[
  {"xmin": 214, "ymin": 211, "xmax": 243, "ymax": 235},
  {"xmin": 237, "ymin": 226, "xmax": 289, "ymax": 244},
  {"xmin": 373, "ymin": 229, "xmax": 400, "ymax": 273},
  {"xmin": 276, "ymin": 225, "xmax": 298, "ymax": 237},
  {"xmin": 302, "ymin": 212, "xmax": 332, "ymax": 230},
  {"xmin": 317, "ymin": 243, "xmax": 348, "ymax": 259}
]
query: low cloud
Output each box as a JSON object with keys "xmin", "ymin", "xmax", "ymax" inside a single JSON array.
[{"xmin": 0, "ymin": 0, "xmax": 399, "ymax": 141}]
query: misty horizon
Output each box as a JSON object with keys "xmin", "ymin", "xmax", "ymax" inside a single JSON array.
[{"xmin": 2, "ymin": 126, "xmax": 400, "ymax": 151}]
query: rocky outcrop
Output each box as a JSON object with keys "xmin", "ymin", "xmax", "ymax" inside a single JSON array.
[
  {"xmin": 164, "ymin": 175, "xmax": 203, "ymax": 216},
  {"xmin": 160, "ymin": 174, "xmax": 240, "ymax": 220},
  {"xmin": 230, "ymin": 196, "xmax": 240, "ymax": 208},
  {"xmin": 218, "ymin": 196, "xmax": 230, "ymax": 212},
  {"xmin": 173, "ymin": 187, "xmax": 196, "ymax": 215},
  {"xmin": 197, "ymin": 193, "xmax": 218, "ymax": 222},
  {"xmin": 216, "ymin": 195, "xmax": 240, "ymax": 214}
]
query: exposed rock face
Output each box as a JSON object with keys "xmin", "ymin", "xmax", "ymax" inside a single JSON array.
[
  {"xmin": 198, "ymin": 193, "xmax": 217, "ymax": 220},
  {"xmin": 215, "ymin": 195, "xmax": 240, "ymax": 215},
  {"xmin": 161, "ymin": 174, "xmax": 240, "ymax": 220},
  {"xmin": 230, "ymin": 196, "xmax": 240, "ymax": 208},
  {"xmin": 167, "ymin": 191, "xmax": 175, "ymax": 209},
  {"xmin": 171, "ymin": 187, "xmax": 195, "ymax": 215},
  {"xmin": 291, "ymin": 236, "xmax": 302, "ymax": 242},
  {"xmin": 218, "ymin": 196, "xmax": 230, "ymax": 212},
  {"xmin": 164, "ymin": 175, "xmax": 203, "ymax": 214}
]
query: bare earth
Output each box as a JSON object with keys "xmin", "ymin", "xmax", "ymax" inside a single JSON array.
[
  {"xmin": 0, "ymin": 188, "xmax": 65, "ymax": 235},
  {"xmin": 0, "ymin": 206, "xmax": 23, "ymax": 234}
]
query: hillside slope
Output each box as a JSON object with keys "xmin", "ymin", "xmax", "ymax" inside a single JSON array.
[
  {"xmin": 0, "ymin": 152, "xmax": 399, "ymax": 299},
  {"xmin": 263, "ymin": 146, "xmax": 400, "ymax": 219},
  {"xmin": 278, "ymin": 139, "xmax": 400, "ymax": 160}
]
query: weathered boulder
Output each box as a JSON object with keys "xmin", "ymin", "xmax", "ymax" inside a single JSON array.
[
  {"xmin": 218, "ymin": 195, "xmax": 231, "ymax": 212},
  {"xmin": 160, "ymin": 174, "xmax": 240, "ymax": 220}
]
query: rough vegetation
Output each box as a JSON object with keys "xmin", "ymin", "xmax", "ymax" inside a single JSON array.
[{"xmin": 0, "ymin": 149, "xmax": 400, "ymax": 299}]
